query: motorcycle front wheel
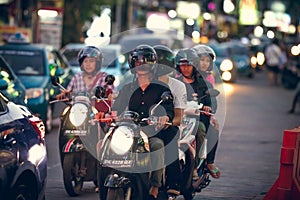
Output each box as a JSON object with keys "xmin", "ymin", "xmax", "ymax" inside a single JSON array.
[
  {"xmin": 98, "ymin": 167, "xmax": 148, "ymax": 200},
  {"xmin": 106, "ymin": 188, "xmax": 124, "ymax": 200},
  {"xmin": 63, "ymin": 153, "xmax": 83, "ymax": 196}
]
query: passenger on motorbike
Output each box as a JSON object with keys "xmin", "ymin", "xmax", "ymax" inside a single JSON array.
[
  {"xmin": 192, "ymin": 44, "xmax": 216, "ymax": 87},
  {"xmin": 192, "ymin": 44, "xmax": 221, "ymax": 179},
  {"xmin": 175, "ymin": 48, "xmax": 219, "ymax": 180},
  {"xmin": 112, "ymin": 44, "xmax": 174, "ymax": 199},
  {"xmin": 153, "ymin": 45, "xmax": 187, "ymax": 196}
]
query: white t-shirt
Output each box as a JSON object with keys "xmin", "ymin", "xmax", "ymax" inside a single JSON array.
[{"xmin": 168, "ymin": 77, "xmax": 187, "ymax": 109}]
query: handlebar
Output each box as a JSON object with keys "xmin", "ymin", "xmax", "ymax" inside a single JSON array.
[{"xmin": 141, "ymin": 116, "xmax": 172, "ymax": 126}]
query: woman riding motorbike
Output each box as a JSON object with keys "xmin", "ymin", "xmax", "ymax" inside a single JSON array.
[
  {"xmin": 56, "ymin": 46, "xmax": 115, "ymax": 193},
  {"xmin": 56, "ymin": 45, "xmax": 114, "ymax": 102}
]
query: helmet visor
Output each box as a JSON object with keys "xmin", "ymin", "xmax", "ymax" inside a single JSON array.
[
  {"xmin": 131, "ymin": 55, "xmax": 156, "ymax": 71},
  {"xmin": 178, "ymin": 60, "xmax": 193, "ymax": 67}
]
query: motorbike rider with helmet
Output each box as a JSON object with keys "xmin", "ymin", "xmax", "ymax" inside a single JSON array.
[
  {"xmin": 112, "ymin": 44, "xmax": 174, "ymax": 199},
  {"xmin": 56, "ymin": 45, "xmax": 115, "ymax": 192},
  {"xmin": 192, "ymin": 44, "xmax": 216, "ymax": 87},
  {"xmin": 153, "ymin": 45, "xmax": 187, "ymax": 196},
  {"xmin": 175, "ymin": 48, "xmax": 220, "ymax": 180},
  {"xmin": 192, "ymin": 44, "xmax": 221, "ymax": 179},
  {"xmin": 56, "ymin": 46, "xmax": 115, "ymax": 105}
]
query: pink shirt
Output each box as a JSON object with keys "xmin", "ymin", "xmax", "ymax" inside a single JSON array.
[{"xmin": 206, "ymin": 74, "xmax": 215, "ymax": 87}]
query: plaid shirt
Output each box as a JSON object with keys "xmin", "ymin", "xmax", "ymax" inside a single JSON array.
[{"xmin": 67, "ymin": 71, "xmax": 115, "ymax": 96}]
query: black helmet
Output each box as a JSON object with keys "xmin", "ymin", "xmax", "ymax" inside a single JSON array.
[
  {"xmin": 128, "ymin": 44, "xmax": 157, "ymax": 74},
  {"xmin": 153, "ymin": 45, "xmax": 175, "ymax": 77},
  {"xmin": 175, "ymin": 48, "xmax": 198, "ymax": 75},
  {"xmin": 78, "ymin": 46, "xmax": 103, "ymax": 74},
  {"xmin": 192, "ymin": 44, "xmax": 216, "ymax": 71}
]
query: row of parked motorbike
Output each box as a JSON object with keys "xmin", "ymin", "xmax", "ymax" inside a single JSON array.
[{"xmin": 50, "ymin": 75, "xmax": 220, "ymax": 200}]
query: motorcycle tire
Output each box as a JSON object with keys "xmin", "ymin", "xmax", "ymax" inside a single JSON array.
[
  {"xmin": 63, "ymin": 153, "xmax": 83, "ymax": 196},
  {"xmin": 181, "ymin": 150, "xmax": 195, "ymax": 200},
  {"xmin": 98, "ymin": 168, "xmax": 148, "ymax": 200}
]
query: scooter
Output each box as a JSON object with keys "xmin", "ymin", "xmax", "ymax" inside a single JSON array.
[
  {"xmin": 177, "ymin": 88, "xmax": 220, "ymax": 199},
  {"xmin": 50, "ymin": 76, "xmax": 114, "ymax": 197},
  {"xmin": 96, "ymin": 91, "xmax": 174, "ymax": 200}
]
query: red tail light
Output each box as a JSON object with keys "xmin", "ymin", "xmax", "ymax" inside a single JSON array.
[{"xmin": 29, "ymin": 116, "xmax": 46, "ymax": 139}]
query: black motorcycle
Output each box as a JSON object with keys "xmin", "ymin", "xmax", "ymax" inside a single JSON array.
[
  {"xmin": 50, "ymin": 76, "xmax": 114, "ymax": 196},
  {"xmin": 97, "ymin": 91, "xmax": 173, "ymax": 200}
]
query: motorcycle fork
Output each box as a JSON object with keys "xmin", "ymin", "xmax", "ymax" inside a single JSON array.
[{"xmin": 79, "ymin": 151, "xmax": 87, "ymax": 177}]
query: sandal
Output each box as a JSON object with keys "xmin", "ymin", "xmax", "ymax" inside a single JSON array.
[
  {"xmin": 193, "ymin": 169, "xmax": 199, "ymax": 181},
  {"xmin": 207, "ymin": 164, "xmax": 221, "ymax": 179}
]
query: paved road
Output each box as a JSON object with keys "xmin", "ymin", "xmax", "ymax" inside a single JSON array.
[
  {"xmin": 45, "ymin": 70, "xmax": 300, "ymax": 200},
  {"xmin": 194, "ymin": 71, "xmax": 299, "ymax": 200}
]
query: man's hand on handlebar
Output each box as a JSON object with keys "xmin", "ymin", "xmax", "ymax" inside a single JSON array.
[
  {"xmin": 156, "ymin": 115, "xmax": 170, "ymax": 130},
  {"xmin": 56, "ymin": 90, "xmax": 72, "ymax": 100}
]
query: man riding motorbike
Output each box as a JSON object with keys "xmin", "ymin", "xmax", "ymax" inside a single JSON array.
[{"xmin": 111, "ymin": 44, "xmax": 175, "ymax": 199}]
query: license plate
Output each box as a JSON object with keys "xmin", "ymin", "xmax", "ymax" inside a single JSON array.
[
  {"xmin": 103, "ymin": 159, "xmax": 133, "ymax": 168},
  {"xmin": 64, "ymin": 129, "xmax": 87, "ymax": 136}
]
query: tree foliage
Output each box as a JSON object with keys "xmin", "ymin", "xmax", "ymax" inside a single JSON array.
[{"xmin": 62, "ymin": 0, "xmax": 114, "ymax": 46}]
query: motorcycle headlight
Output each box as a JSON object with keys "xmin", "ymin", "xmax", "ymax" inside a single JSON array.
[
  {"xmin": 69, "ymin": 103, "xmax": 88, "ymax": 127},
  {"xmin": 220, "ymin": 59, "xmax": 233, "ymax": 71},
  {"xmin": 110, "ymin": 126, "xmax": 134, "ymax": 155}
]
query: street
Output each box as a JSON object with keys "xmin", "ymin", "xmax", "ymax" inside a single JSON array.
[{"xmin": 45, "ymin": 70, "xmax": 300, "ymax": 200}]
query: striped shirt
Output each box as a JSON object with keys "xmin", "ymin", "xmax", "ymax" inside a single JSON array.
[{"xmin": 67, "ymin": 71, "xmax": 115, "ymax": 96}]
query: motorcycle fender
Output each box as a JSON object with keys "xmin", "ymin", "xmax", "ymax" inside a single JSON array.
[{"xmin": 62, "ymin": 138, "xmax": 77, "ymax": 153}]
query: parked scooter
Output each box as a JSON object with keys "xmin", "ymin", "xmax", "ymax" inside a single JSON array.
[
  {"xmin": 50, "ymin": 75, "xmax": 114, "ymax": 197},
  {"xmin": 178, "ymin": 88, "xmax": 220, "ymax": 199},
  {"xmin": 96, "ymin": 91, "xmax": 174, "ymax": 200}
]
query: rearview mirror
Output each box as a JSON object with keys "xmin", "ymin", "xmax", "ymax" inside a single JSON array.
[
  {"xmin": 95, "ymin": 86, "xmax": 106, "ymax": 99},
  {"xmin": 105, "ymin": 75, "xmax": 115, "ymax": 85},
  {"xmin": 161, "ymin": 91, "xmax": 173, "ymax": 102},
  {"xmin": 51, "ymin": 76, "xmax": 60, "ymax": 87}
]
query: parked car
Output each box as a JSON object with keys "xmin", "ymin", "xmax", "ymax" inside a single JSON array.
[
  {"xmin": 0, "ymin": 33, "xmax": 74, "ymax": 132},
  {"xmin": 0, "ymin": 79, "xmax": 47, "ymax": 200},
  {"xmin": 0, "ymin": 55, "xmax": 26, "ymax": 105},
  {"xmin": 225, "ymin": 41, "xmax": 255, "ymax": 78},
  {"xmin": 60, "ymin": 43, "xmax": 129, "ymax": 87}
]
